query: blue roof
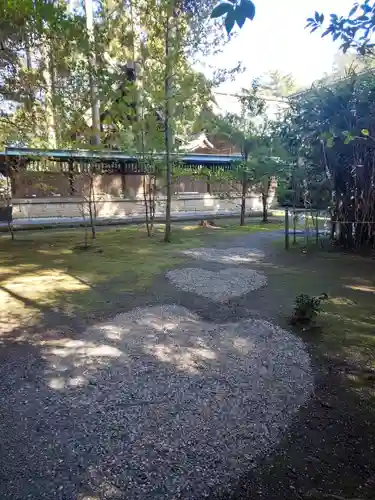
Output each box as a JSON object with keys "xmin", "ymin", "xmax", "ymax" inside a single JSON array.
[{"xmin": 4, "ymin": 147, "xmax": 243, "ymax": 164}]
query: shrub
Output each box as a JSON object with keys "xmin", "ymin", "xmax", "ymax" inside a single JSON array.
[{"xmin": 291, "ymin": 293, "xmax": 328, "ymax": 325}]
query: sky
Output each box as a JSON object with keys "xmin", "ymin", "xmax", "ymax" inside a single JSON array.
[{"xmin": 203, "ymin": 0, "xmax": 355, "ymax": 94}]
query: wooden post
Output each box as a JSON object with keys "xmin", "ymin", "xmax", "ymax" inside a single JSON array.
[{"xmin": 285, "ymin": 207, "xmax": 289, "ymax": 250}]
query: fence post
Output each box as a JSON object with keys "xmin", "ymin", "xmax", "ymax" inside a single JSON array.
[{"xmin": 285, "ymin": 207, "xmax": 289, "ymax": 250}]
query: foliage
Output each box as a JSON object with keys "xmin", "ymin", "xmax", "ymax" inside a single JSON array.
[
  {"xmin": 205, "ymin": 83, "xmax": 289, "ymax": 223},
  {"xmin": 306, "ymin": 1, "xmax": 375, "ymax": 55},
  {"xmin": 211, "ymin": 0, "xmax": 255, "ymax": 34},
  {"xmin": 278, "ymin": 70, "xmax": 375, "ymax": 248},
  {"xmin": 209, "ymin": 80, "xmax": 265, "ymax": 158},
  {"xmin": 205, "ymin": 87, "xmax": 262, "ymax": 224},
  {"xmin": 291, "ymin": 293, "xmax": 328, "ymax": 325},
  {"xmin": 0, "ymin": 0, "xmax": 220, "ymax": 150},
  {"xmin": 260, "ymin": 70, "xmax": 299, "ymax": 98}
]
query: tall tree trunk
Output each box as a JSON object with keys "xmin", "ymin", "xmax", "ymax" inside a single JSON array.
[
  {"xmin": 41, "ymin": 40, "xmax": 57, "ymax": 148},
  {"xmin": 49, "ymin": 46, "xmax": 59, "ymax": 145},
  {"xmin": 163, "ymin": 8, "xmax": 173, "ymax": 243},
  {"xmin": 261, "ymin": 193, "xmax": 268, "ymax": 222},
  {"xmin": 84, "ymin": 0, "xmax": 101, "ymax": 146},
  {"xmin": 88, "ymin": 173, "xmax": 96, "ymax": 239},
  {"xmin": 240, "ymin": 173, "xmax": 247, "ymax": 226},
  {"xmin": 261, "ymin": 178, "xmax": 271, "ymax": 223},
  {"xmin": 25, "ymin": 34, "xmax": 37, "ymax": 133}
]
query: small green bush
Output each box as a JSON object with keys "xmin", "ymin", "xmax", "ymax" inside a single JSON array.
[{"xmin": 291, "ymin": 293, "xmax": 328, "ymax": 325}]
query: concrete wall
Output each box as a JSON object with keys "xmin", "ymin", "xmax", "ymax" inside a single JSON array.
[{"xmin": 11, "ymin": 191, "xmax": 274, "ymax": 220}]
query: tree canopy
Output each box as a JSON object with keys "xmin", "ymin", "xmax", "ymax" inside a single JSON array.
[
  {"xmin": 0, "ymin": 0, "xmax": 225, "ymax": 150},
  {"xmin": 306, "ymin": 1, "xmax": 375, "ymax": 55},
  {"xmin": 277, "ymin": 70, "xmax": 375, "ymax": 246}
]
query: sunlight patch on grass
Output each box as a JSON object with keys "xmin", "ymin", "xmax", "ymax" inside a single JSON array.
[
  {"xmin": 0, "ymin": 226, "xmax": 210, "ymax": 325},
  {"xmin": 329, "ymin": 296, "xmax": 357, "ymax": 306},
  {"xmin": 0, "ymin": 221, "xmax": 305, "ymax": 333},
  {"xmin": 0, "ymin": 270, "xmax": 90, "ymax": 334},
  {"xmin": 2, "ymin": 269, "xmax": 89, "ymax": 303},
  {"xmin": 345, "ymin": 284, "xmax": 375, "ymax": 293},
  {"xmin": 181, "ymin": 224, "xmax": 202, "ymax": 231}
]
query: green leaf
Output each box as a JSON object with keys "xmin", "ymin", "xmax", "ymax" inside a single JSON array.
[
  {"xmin": 224, "ymin": 9, "xmax": 236, "ymax": 33},
  {"xmin": 235, "ymin": 5, "xmax": 246, "ymax": 27},
  {"xmin": 326, "ymin": 136, "xmax": 334, "ymax": 148},
  {"xmin": 349, "ymin": 4, "xmax": 358, "ymax": 17},
  {"xmin": 240, "ymin": 0, "xmax": 255, "ymax": 20},
  {"xmin": 211, "ymin": 2, "xmax": 233, "ymax": 18},
  {"xmin": 362, "ymin": 128, "xmax": 369, "ymax": 136}
]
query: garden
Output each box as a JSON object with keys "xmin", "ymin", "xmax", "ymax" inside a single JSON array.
[{"xmin": 1, "ymin": 0, "xmax": 375, "ymax": 498}]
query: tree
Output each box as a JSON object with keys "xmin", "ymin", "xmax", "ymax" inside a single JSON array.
[
  {"xmin": 207, "ymin": 82, "xmax": 265, "ymax": 225},
  {"xmin": 260, "ymin": 70, "xmax": 299, "ymax": 98},
  {"xmin": 84, "ymin": 0, "xmax": 101, "ymax": 145},
  {"xmin": 77, "ymin": 166, "xmax": 97, "ymax": 245},
  {"xmin": 250, "ymin": 157, "xmax": 280, "ymax": 223},
  {"xmin": 0, "ymin": 164, "xmax": 14, "ymax": 240},
  {"xmin": 277, "ymin": 70, "xmax": 375, "ymax": 249},
  {"xmin": 306, "ymin": 1, "xmax": 375, "ymax": 55}
]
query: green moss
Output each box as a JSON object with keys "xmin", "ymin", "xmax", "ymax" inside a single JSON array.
[{"xmin": 0, "ymin": 221, "xmax": 282, "ymax": 324}]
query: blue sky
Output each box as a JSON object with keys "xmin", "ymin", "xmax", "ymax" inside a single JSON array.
[{"xmin": 206, "ymin": 0, "xmax": 355, "ymax": 92}]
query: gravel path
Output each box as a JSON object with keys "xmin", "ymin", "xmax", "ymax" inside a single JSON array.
[
  {"xmin": 0, "ymin": 305, "xmax": 313, "ymax": 500},
  {"xmin": 180, "ymin": 247, "xmax": 265, "ymax": 265},
  {"xmin": 0, "ymin": 231, "xmax": 315, "ymax": 500},
  {"xmin": 166, "ymin": 267, "xmax": 267, "ymax": 302}
]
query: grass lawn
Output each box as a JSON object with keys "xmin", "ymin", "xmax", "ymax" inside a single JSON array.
[
  {"xmin": 267, "ymin": 236, "xmax": 375, "ymax": 396},
  {"xmin": 0, "ymin": 219, "xmax": 282, "ymax": 335}
]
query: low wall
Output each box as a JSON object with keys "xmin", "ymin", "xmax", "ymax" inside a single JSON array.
[{"xmin": 11, "ymin": 192, "xmax": 270, "ymax": 220}]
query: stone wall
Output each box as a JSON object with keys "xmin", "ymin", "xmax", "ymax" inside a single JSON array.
[
  {"xmin": 12, "ymin": 172, "xmax": 241, "ymax": 200},
  {"xmin": 10, "ymin": 171, "xmax": 277, "ymax": 221},
  {"xmin": 11, "ymin": 191, "xmax": 274, "ymax": 220}
]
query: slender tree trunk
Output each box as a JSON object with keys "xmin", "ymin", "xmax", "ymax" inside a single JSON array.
[
  {"xmin": 88, "ymin": 173, "xmax": 96, "ymax": 239},
  {"xmin": 262, "ymin": 178, "xmax": 271, "ymax": 223},
  {"xmin": 41, "ymin": 39, "xmax": 57, "ymax": 148},
  {"xmin": 163, "ymin": 9, "xmax": 173, "ymax": 243},
  {"xmin": 49, "ymin": 46, "xmax": 59, "ymax": 145},
  {"xmin": 84, "ymin": 0, "xmax": 101, "ymax": 146},
  {"xmin": 143, "ymin": 175, "xmax": 152, "ymax": 237},
  {"xmin": 261, "ymin": 193, "xmax": 268, "ymax": 222},
  {"xmin": 25, "ymin": 34, "xmax": 37, "ymax": 133},
  {"xmin": 5, "ymin": 163, "xmax": 14, "ymax": 241},
  {"xmin": 240, "ymin": 174, "xmax": 247, "ymax": 226}
]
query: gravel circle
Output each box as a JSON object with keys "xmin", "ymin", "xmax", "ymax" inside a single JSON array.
[
  {"xmin": 166, "ymin": 267, "xmax": 267, "ymax": 302},
  {"xmin": 33, "ymin": 305, "xmax": 314, "ymax": 499},
  {"xmin": 180, "ymin": 247, "xmax": 265, "ymax": 264}
]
